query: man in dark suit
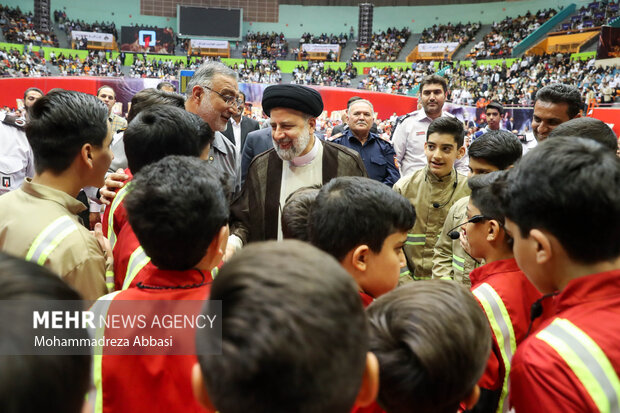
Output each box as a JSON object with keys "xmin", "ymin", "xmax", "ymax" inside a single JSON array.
[
  {"xmin": 241, "ymin": 127, "xmax": 272, "ymax": 186},
  {"xmin": 222, "ymin": 91, "xmax": 260, "ymax": 156}
]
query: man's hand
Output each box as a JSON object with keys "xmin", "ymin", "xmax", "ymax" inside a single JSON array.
[
  {"xmin": 100, "ymin": 169, "xmax": 129, "ymax": 205},
  {"xmin": 92, "ymin": 222, "xmax": 113, "ymax": 261},
  {"xmin": 223, "ymin": 242, "xmax": 237, "ymax": 262},
  {"xmin": 89, "ymin": 212, "xmax": 101, "ymax": 230},
  {"xmin": 459, "ymin": 229, "xmax": 472, "ymax": 256}
]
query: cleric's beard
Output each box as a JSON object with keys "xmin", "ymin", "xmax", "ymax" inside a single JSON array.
[{"xmin": 273, "ymin": 127, "xmax": 311, "ymax": 161}]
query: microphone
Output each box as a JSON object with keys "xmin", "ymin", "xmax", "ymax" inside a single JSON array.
[{"xmin": 448, "ymin": 231, "xmax": 460, "ymax": 240}]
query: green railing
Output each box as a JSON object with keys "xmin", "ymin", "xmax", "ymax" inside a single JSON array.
[{"xmin": 511, "ymin": 4, "xmax": 577, "ymax": 57}]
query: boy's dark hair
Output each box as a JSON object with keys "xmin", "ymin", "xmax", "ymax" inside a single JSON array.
[
  {"xmin": 367, "ymin": 280, "xmax": 491, "ymax": 413},
  {"xmin": 419, "ymin": 74, "xmax": 447, "ymax": 94},
  {"xmin": 548, "ymin": 117, "xmax": 617, "ymax": 153},
  {"xmin": 23, "ymin": 87, "xmax": 43, "ymax": 100},
  {"xmin": 26, "ymin": 90, "xmax": 109, "ymax": 174},
  {"xmin": 124, "ymin": 155, "xmax": 228, "ymax": 270},
  {"xmin": 485, "ymin": 101, "xmax": 504, "ymax": 115},
  {"xmin": 469, "ymin": 172, "xmax": 507, "ymax": 226},
  {"xmin": 309, "ymin": 176, "xmax": 415, "ymax": 262},
  {"xmin": 494, "ymin": 137, "xmax": 620, "ymax": 264},
  {"xmin": 0, "ymin": 252, "xmax": 90, "ymax": 413},
  {"xmin": 197, "ymin": 240, "xmax": 368, "ymax": 413},
  {"xmin": 124, "ymin": 105, "xmax": 214, "ymax": 174},
  {"xmin": 535, "ymin": 83, "xmax": 582, "ymax": 119},
  {"xmin": 281, "ymin": 185, "xmax": 321, "ymax": 242},
  {"xmin": 126, "ymin": 88, "xmax": 185, "ymax": 123},
  {"xmin": 427, "ymin": 116, "xmax": 465, "ymax": 148},
  {"xmin": 156, "ymin": 81, "xmax": 176, "ymax": 92},
  {"xmin": 468, "ymin": 130, "xmax": 522, "ymax": 170}
]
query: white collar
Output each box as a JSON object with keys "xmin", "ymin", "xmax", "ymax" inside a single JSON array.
[{"xmin": 289, "ymin": 136, "xmax": 319, "ymax": 167}]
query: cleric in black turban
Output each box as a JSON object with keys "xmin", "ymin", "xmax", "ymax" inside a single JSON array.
[{"xmin": 261, "ymin": 84, "xmax": 324, "ymax": 117}]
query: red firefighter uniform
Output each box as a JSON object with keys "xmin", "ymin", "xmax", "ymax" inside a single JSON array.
[
  {"xmin": 510, "ymin": 269, "xmax": 620, "ymax": 413},
  {"xmin": 101, "ymin": 167, "xmax": 133, "ymax": 252}
]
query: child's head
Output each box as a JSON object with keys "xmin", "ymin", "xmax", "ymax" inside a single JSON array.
[
  {"xmin": 0, "ymin": 253, "xmax": 90, "ymax": 413},
  {"xmin": 126, "ymin": 87, "xmax": 185, "ymax": 123},
  {"xmin": 309, "ymin": 176, "xmax": 415, "ymax": 298},
  {"xmin": 425, "ymin": 117, "xmax": 466, "ymax": 177},
  {"xmin": 124, "ymin": 105, "xmax": 214, "ymax": 173},
  {"xmin": 26, "ymin": 90, "xmax": 112, "ymax": 187},
  {"xmin": 462, "ymin": 173, "xmax": 512, "ymax": 262},
  {"xmin": 495, "ymin": 136, "xmax": 620, "ymax": 293},
  {"xmin": 484, "ymin": 102, "xmax": 503, "ymax": 130},
  {"xmin": 367, "ymin": 280, "xmax": 491, "ymax": 413},
  {"xmin": 124, "ymin": 155, "xmax": 229, "ymax": 271},
  {"xmin": 468, "ymin": 130, "xmax": 522, "ymax": 175},
  {"xmin": 281, "ymin": 185, "xmax": 321, "ymax": 241},
  {"xmin": 548, "ymin": 117, "xmax": 618, "ymax": 154},
  {"xmin": 193, "ymin": 240, "xmax": 378, "ymax": 413}
]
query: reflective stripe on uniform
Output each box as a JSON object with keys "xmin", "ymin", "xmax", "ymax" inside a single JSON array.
[
  {"xmin": 122, "ymin": 246, "xmax": 151, "ymax": 290},
  {"xmin": 26, "ymin": 215, "xmax": 79, "ymax": 266},
  {"xmin": 106, "ymin": 183, "xmax": 131, "ymax": 249},
  {"xmin": 90, "ymin": 290, "xmax": 123, "ymax": 413},
  {"xmin": 472, "ymin": 283, "xmax": 516, "ymax": 413},
  {"xmin": 452, "ymin": 254, "xmax": 465, "ymax": 272},
  {"xmin": 537, "ymin": 318, "xmax": 620, "ymax": 413},
  {"xmin": 211, "ymin": 267, "xmax": 219, "ymax": 279},
  {"xmin": 406, "ymin": 233, "xmax": 425, "ymax": 246},
  {"xmin": 105, "ymin": 270, "xmax": 114, "ymax": 292}
]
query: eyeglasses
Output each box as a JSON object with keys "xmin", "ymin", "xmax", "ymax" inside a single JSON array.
[{"xmin": 202, "ymin": 85, "xmax": 243, "ymax": 107}]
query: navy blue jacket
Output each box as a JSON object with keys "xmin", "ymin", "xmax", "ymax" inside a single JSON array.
[{"xmin": 332, "ymin": 129, "xmax": 400, "ymax": 186}]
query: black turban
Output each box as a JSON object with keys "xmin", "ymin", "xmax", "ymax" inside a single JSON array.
[{"xmin": 261, "ymin": 85, "xmax": 324, "ymax": 117}]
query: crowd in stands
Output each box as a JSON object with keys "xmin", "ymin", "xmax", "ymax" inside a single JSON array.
[
  {"xmin": 233, "ymin": 60, "xmax": 282, "ymax": 83},
  {"xmin": 351, "ymin": 27, "xmax": 411, "ymax": 62},
  {"xmin": 358, "ymin": 62, "xmax": 435, "ymax": 95},
  {"xmin": 51, "ymin": 50, "xmax": 123, "ymax": 77},
  {"xmin": 0, "ymin": 5, "xmax": 59, "ymax": 47},
  {"xmin": 300, "ymin": 32, "xmax": 348, "ymax": 46},
  {"xmin": 55, "ymin": 10, "xmax": 118, "ymax": 40},
  {"xmin": 0, "ymin": 46, "xmax": 50, "ymax": 77},
  {"xmin": 130, "ymin": 56, "xmax": 181, "ymax": 79},
  {"xmin": 420, "ymin": 22, "xmax": 481, "ymax": 44},
  {"xmin": 469, "ymin": 8, "xmax": 557, "ymax": 58},
  {"xmin": 292, "ymin": 62, "xmax": 357, "ymax": 87},
  {"xmin": 242, "ymin": 31, "xmax": 289, "ymax": 60},
  {"xmin": 557, "ymin": 1, "xmax": 619, "ymax": 32}
]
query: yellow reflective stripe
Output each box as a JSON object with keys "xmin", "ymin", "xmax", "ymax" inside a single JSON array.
[
  {"xmin": 472, "ymin": 283, "xmax": 517, "ymax": 413},
  {"xmin": 26, "ymin": 216, "xmax": 78, "ymax": 265},
  {"xmin": 122, "ymin": 246, "xmax": 151, "ymax": 290},
  {"xmin": 406, "ymin": 233, "xmax": 425, "ymax": 246},
  {"xmin": 537, "ymin": 318, "xmax": 620, "ymax": 413},
  {"xmin": 452, "ymin": 254, "xmax": 465, "ymax": 272},
  {"xmin": 105, "ymin": 270, "xmax": 114, "ymax": 292},
  {"xmin": 211, "ymin": 267, "xmax": 219, "ymax": 279},
  {"xmin": 106, "ymin": 183, "xmax": 132, "ymax": 249},
  {"xmin": 90, "ymin": 291, "xmax": 123, "ymax": 413}
]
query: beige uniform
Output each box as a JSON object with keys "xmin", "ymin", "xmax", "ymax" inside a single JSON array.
[
  {"xmin": 394, "ymin": 167, "xmax": 469, "ymax": 281},
  {"xmin": 0, "ymin": 179, "xmax": 110, "ymax": 300},
  {"xmin": 431, "ymin": 196, "xmax": 481, "ymax": 287}
]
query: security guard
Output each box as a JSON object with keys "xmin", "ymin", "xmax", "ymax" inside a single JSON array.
[{"xmin": 331, "ymin": 99, "xmax": 400, "ymax": 186}]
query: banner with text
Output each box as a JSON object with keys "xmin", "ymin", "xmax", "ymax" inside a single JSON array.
[
  {"xmin": 71, "ymin": 31, "xmax": 114, "ymax": 43},
  {"xmin": 418, "ymin": 42, "xmax": 460, "ymax": 53},
  {"xmin": 190, "ymin": 39, "xmax": 229, "ymax": 49},
  {"xmin": 301, "ymin": 44, "xmax": 340, "ymax": 53}
]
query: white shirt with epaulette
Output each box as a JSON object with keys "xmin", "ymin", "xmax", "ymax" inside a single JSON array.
[{"xmin": 0, "ymin": 113, "xmax": 34, "ymax": 195}]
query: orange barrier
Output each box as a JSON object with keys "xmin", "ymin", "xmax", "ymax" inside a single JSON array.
[{"xmin": 527, "ymin": 31, "xmax": 598, "ymax": 55}]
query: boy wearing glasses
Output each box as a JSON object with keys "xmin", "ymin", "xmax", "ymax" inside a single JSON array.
[{"xmin": 460, "ymin": 173, "xmax": 547, "ymax": 413}]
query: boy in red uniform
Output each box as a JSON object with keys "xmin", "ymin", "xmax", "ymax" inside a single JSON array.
[
  {"xmin": 107, "ymin": 105, "xmax": 214, "ymax": 290},
  {"xmin": 92, "ymin": 155, "xmax": 229, "ymax": 413},
  {"xmin": 308, "ymin": 176, "xmax": 415, "ymax": 306},
  {"xmin": 459, "ymin": 173, "xmax": 547, "ymax": 413},
  {"xmin": 192, "ymin": 240, "xmax": 380, "ymax": 413},
  {"xmin": 495, "ymin": 137, "xmax": 620, "ymax": 412},
  {"xmin": 364, "ymin": 280, "xmax": 491, "ymax": 413}
]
